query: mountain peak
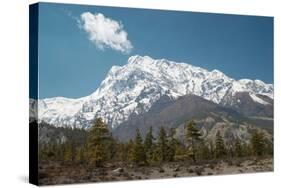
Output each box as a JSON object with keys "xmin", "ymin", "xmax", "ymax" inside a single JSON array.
[
  {"xmin": 36, "ymin": 55, "xmax": 274, "ymax": 129},
  {"xmin": 127, "ymin": 55, "xmax": 153, "ymax": 65},
  {"xmin": 127, "ymin": 55, "xmax": 179, "ymax": 68},
  {"xmin": 211, "ymin": 69, "xmax": 223, "ymax": 75}
]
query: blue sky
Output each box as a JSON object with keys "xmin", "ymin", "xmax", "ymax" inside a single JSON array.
[{"xmin": 38, "ymin": 3, "xmax": 273, "ymax": 99}]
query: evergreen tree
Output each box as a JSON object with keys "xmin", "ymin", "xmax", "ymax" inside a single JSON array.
[
  {"xmin": 251, "ymin": 130, "xmax": 266, "ymax": 156},
  {"xmin": 144, "ymin": 126, "xmax": 154, "ymax": 163},
  {"xmin": 241, "ymin": 142, "xmax": 252, "ymax": 157},
  {"xmin": 166, "ymin": 128, "xmax": 178, "ymax": 162},
  {"xmin": 197, "ymin": 141, "xmax": 211, "ymax": 160},
  {"xmin": 75, "ymin": 146, "xmax": 85, "ymax": 163},
  {"xmin": 227, "ymin": 144, "xmax": 235, "ymax": 159},
  {"xmin": 39, "ymin": 144, "xmax": 48, "ymax": 160},
  {"xmin": 209, "ymin": 141, "xmax": 215, "ymax": 159},
  {"xmin": 132, "ymin": 128, "xmax": 146, "ymax": 165},
  {"xmin": 264, "ymin": 138, "xmax": 273, "ymax": 156},
  {"xmin": 234, "ymin": 138, "xmax": 243, "ymax": 158},
  {"xmin": 50, "ymin": 143, "xmax": 60, "ymax": 160},
  {"xmin": 157, "ymin": 127, "xmax": 169, "ymax": 162},
  {"xmin": 174, "ymin": 143, "xmax": 187, "ymax": 162},
  {"xmin": 86, "ymin": 118, "xmax": 111, "ymax": 167},
  {"xmin": 64, "ymin": 142, "xmax": 73, "ymax": 162},
  {"xmin": 117, "ymin": 143, "xmax": 126, "ymax": 162},
  {"xmin": 215, "ymin": 131, "xmax": 226, "ymax": 159},
  {"xmin": 127, "ymin": 139, "xmax": 135, "ymax": 163},
  {"xmin": 56, "ymin": 143, "xmax": 65, "ymax": 161},
  {"xmin": 108, "ymin": 133, "xmax": 117, "ymax": 160},
  {"xmin": 185, "ymin": 120, "xmax": 201, "ymax": 163}
]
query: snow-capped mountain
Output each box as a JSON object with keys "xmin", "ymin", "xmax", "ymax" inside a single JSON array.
[{"xmin": 31, "ymin": 55, "xmax": 273, "ymax": 129}]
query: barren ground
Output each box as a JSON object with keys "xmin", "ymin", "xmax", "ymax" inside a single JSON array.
[{"xmin": 38, "ymin": 157, "xmax": 273, "ymax": 185}]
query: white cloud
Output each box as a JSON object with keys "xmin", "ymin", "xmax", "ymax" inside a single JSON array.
[{"xmin": 80, "ymin": 12, "xmax": 133, "ymax": 53}]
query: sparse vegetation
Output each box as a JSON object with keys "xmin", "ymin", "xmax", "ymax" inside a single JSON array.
[
  {"xmin": 38, "ymin": 118, "xmax": 273, "ymax": 185},
  {"xmin": 184, "ymin": 120, "xmax": 202, "ymax": 163}
]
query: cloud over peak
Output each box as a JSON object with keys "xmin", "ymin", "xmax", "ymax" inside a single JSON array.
[{"xmin": 80, "ymin": 12, "xmax": 133, "ymax": 53}]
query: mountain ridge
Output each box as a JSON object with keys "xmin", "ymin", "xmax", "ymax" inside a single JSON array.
[
  {"xmin": 30, "ymin": 55, "xmax": 273, "ymax": 129},
  {"xmin": 113, "ymin": 94, "xmax": 273, "ymax": 142}
]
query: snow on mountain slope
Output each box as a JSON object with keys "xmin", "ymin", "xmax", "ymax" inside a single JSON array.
[
  {"xmin": 37, "ymin": 97, "xmax": 88, "ymax": 126},
  {"xmin": 249, "ymin": 93, "xmax": 269, "ymax": 105},
  {"xmin": 33, "ymin": 55, "xmax": 273, "ymax": 129}
]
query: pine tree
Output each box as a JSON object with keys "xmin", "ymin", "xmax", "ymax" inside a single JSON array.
[
  {"xmin": 86, "ymin": 118, "xmax": 111, "ymax": 167},
  {"xmin": 132, "ymin": 128, "xmax": 146, "ymax": 165},
  {"xmin": 215, "ymin": 131, "xmax": 226, "ymax": 159},
  {"xmin": 117, "ymin": 143, "xmax": 126, "ymax": 162},
  {"xmin": 185, "ymin": 120, "xmax": 201, "ymax": 163},
  {"xmin": 144, "ymin": 126, "xmax": 154, "ymax": 163},
  {"xmin": 75, "ymin": 146, "xmax": 85, "ymax": 163},
  {"xmin": 241, "ymin": 142, "xmax": 252, "ymax": 157},
  {"xmin": 127, "ymin": 139, "xmax": 135, "ymax": 163},
  {"xmin": 227, "ymin": 144, "xmax": 235, "ymax": 159},
  {"xmin": 108, "ymin": 133, "xmax": 117, "ymax": 160},
  {"xmin": 264, "ymin": 138, "xmax": 273, "ymax": 156},
  {"xmin": 157, "ymin": 127, "xmax": 169, "ymax": 162},
  {"xmin": 166, "ymin": 128, "xmax": 178, "ymax": 162},
  {"xmin": 56, "ymin": 143, "xmax": 65, "ymax": 161},
  {"xmin": 234, "ymin": 138, "xmax": 243, "ymax": 158},
  {"xmin": 50, "ymin": 143, "xmax": 59, "ymax": 160},
  {"xmin": 197, "ymin": 141, "xmax": 211, "ymax": 160},
  {"xmin": 39, "ymin": 144, "xmax": 48, "ymax": 160},
  {"xmin": 251, "ymin": 130, "xmax": 266, "ymax": 156},
  {"xmin": 64, "ymin": 142, "xmax": 73, "ymax": 162},
  {"xmin": 174, "ymin": 143, "xmax": 187, "ymax": 162},
  {"xmin": 209, "ymin": 141, "xmax": 215, "ymax": 159}
]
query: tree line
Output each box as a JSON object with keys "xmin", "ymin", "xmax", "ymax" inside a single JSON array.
[{"xmin": 39, "ymin": 118, "xmax": 273, "ymax": 167}]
